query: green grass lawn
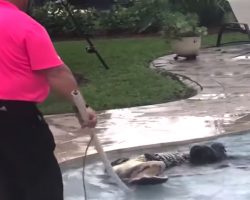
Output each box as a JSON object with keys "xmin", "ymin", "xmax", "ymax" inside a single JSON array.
[{"xmin": 39, "ymin": 33, "xmax": 248, "ymax": 114}]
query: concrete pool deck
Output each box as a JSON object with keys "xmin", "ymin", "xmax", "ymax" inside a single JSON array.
[{"xmin": 47, "ymin": 44, "xmax": 250, "ymax": 164}]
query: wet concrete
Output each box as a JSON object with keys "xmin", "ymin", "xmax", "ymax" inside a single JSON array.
[{"xmin": 47, "ymin": 44, "xmax": 250, "ymax": 163}]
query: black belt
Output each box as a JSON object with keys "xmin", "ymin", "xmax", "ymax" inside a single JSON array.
[{"xmin": 0, "ymin": 100, "xmax": 38, "ymax": 114}]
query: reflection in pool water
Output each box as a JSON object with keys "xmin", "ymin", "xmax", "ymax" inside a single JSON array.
[{"xmin": 63, "ymin": 132, "xmax": 250, "ymax": 200}]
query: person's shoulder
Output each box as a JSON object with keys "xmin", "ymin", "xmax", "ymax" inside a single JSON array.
[
  {"xmin": 20, "ymin": 12, "xmax": 46, "ymax": 33},
  {"xmin": 1, "ymin": 8, "xmax": 47, "ymax": 40},
  {"xmin": 6, "ymin": 8, "xmax": 45, "ymax": 34}
]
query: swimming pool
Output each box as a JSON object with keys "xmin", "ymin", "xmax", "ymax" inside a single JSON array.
[{"xmin": 63, "ymin": 131, "xmax": 250, "ymax": 200}]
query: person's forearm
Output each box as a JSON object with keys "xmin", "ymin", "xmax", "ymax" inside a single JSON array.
[
  {"xmin": 43, "ymin": 64, "xmax": 79, "ymax": 102},
  {"xmin": 39, "ymin": 64, "xmax": 97, "ymax": 128}
]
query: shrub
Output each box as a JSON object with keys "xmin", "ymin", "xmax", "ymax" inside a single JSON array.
[
  {"xmin": 33, "ymin": 0, "xmax": 227, "ymax": 37},
  {"xmin": 98, "ymin": 5, "xmax": 139, "ymax": 34},
  {"xmin": 169, "ymin": 0, "xmax": 230, "ymax": 26},
  {"xmin": 98, "ymin": 0, "xmax": 170, "ymax": 34},
  {"xmin": 162, "ymin": 12, "xmax": 207, "ymax": 39},
  {"xmin": 32, "ymin": 2, "xmax": 98, "ymax": 37},
  {"xmin": 131, "ymin": 0, "xmax": 169, "ymax": 33}
]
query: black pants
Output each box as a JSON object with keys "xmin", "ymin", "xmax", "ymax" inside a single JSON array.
[{"xmin": 0, "ymin": 101, "xmax": 63, "ymax": 200}]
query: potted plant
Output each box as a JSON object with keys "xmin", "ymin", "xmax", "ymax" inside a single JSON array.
[{"xmin": 162, "ymin": 12, "xmax": 207, "ymax": 60}]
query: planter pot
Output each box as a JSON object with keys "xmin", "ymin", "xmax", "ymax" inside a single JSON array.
[{"xmin": 170, "ymin": 36, "xmax": 201, "ymax": 58}]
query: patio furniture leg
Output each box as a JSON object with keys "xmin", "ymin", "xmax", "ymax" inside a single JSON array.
[
  {"xmin": 243, "ymin": 24, "xmax": 250, "ymax": 40},
  {"xmin": 216, "ymin": 24, "xmax": 227, "ymax": 47}
]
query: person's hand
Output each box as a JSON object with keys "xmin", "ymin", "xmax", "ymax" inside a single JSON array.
[{"xmin": 83, "ymin": 106, "xmax": 97, "ymax": 128}]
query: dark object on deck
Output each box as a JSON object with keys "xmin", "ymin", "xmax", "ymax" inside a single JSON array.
[
  {"xmin": 174, "ymin": 55, "xmax": 197, "ymax": 61},
  {"xmin": 190, "ymin": 142, "xmax": 227, "ymax": 165}
]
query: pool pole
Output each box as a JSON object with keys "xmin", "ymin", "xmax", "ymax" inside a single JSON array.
[{"xmin": 71, "ymin": 90, "xmax": 130, "ymax": 192}]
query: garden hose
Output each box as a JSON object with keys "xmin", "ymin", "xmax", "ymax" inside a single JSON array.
[{"xmin": 71, "ymin": 90, "xmax": 130, "ymax": 192}]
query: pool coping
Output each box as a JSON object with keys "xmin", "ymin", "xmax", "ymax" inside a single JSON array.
[{"xmin": 60, "ymin": 128, "xmax": 250, "ymax": 171}]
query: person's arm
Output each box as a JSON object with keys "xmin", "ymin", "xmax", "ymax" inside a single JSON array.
[
  {"xmin": 25, "ymin": 23, "xmax": 97, "ymax": 128},
  {"xmin": 40, "ymin": 64, "xmax": 97, "ymax": 128},
  {"xmin": 42, "ymin": 64, "xmax": 78, "ymax": 102}
]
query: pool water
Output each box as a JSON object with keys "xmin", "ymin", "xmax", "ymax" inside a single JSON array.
[{"xmin": 63, "ymin": 132, "xmax": 250, "ymax": 200}]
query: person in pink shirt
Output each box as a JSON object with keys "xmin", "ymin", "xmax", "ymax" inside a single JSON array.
[{"xmin": 0, "ymin": 0, "xmax": 97, "ymax": 199}]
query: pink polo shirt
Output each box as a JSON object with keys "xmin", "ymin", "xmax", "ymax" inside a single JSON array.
[{"xmin": 0, "ymin": 0, "xmax": 64, "ymax": 103}]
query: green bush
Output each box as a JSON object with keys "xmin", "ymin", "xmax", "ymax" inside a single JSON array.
[
  {"xmin": 169, "ymin": 0, "xmax": 230, "ymax": 26},
  {"xmin": 162, "ymin": 12, "xmax": 207, "ymax": 39},
  {"xmin": 131, "ymin": 0, "xmax": 169, "ymax": 33},
  {"xmin": 32, "ymin": 0, "xmax": 229, "ymax": 37},
  {"xmin": 98, "ymin": 0, "xmax": 170, "ymax": 34},
  {"xmin": 32, "ymin": 2, "xmax": 98, "ymax": 37},
  {"xmin": 98, "ymin": 5, "xmax": 139, "ymax": 34},
  {"xmin": 32, "ymin": 2, "xmax": 67, "ymax": 37}
]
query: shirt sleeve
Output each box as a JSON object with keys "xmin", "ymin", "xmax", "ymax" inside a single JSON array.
[{"xmin": 25, "ymin": 23, "xmax": 64, "ymax": 70}]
